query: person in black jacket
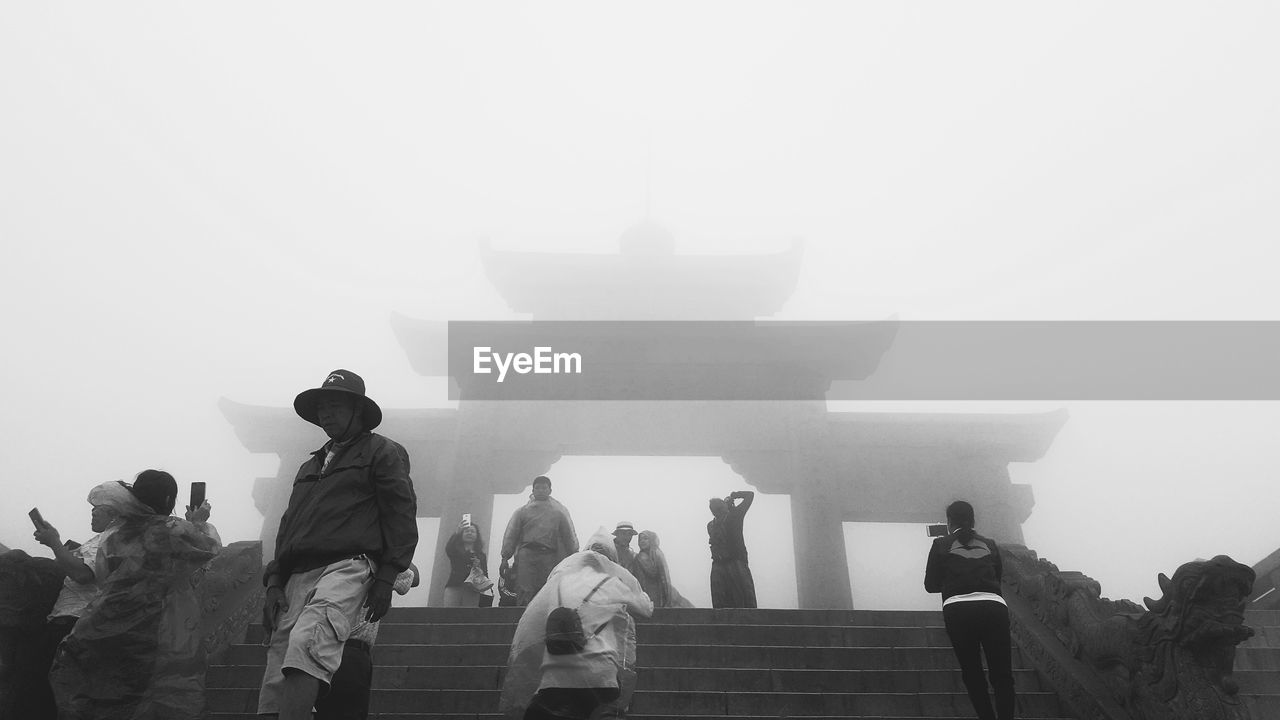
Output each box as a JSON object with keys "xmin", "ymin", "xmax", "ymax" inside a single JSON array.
[
  {"xmin": 442, "ymin": 518, "xmax": 492, "ymax": 607},
  {"xmin": 258, "ymin": 370, "xmax": 418, "ymax": 720},
  {"xmin": 923, "ymin": 500, "xmax": 1014, "ymax": 720}
]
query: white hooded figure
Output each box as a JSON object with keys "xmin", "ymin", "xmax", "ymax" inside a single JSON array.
[{"xmin": 500, "ymin": 528, "xmax": 654, "ymax": 719}]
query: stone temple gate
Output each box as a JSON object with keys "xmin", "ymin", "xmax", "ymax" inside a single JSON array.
[{"xmin": 222, "ymin": 226, "xmax": 1065, "ymax": 608}]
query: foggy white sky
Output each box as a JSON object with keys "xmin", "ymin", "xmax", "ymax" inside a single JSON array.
[{"xmin": 2, "ymin": 3, "xmax": 1278, "ymax": 608}]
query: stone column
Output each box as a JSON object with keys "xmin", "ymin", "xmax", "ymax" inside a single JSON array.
[{"xmin": 791, "ymin": 492, "xmax": 854, "ymax": 609}]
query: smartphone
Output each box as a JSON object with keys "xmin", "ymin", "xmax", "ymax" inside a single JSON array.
[
  {"xmin": 462, "ymin": 513, "xmax": 472, "ymax": 527},
  {"xmin": 190, "ymin": 482, "xmax": 207, "ymax": 509},
  {"xmin": 926, "ymin": 523, "xmax": 949, "ymax": 538},
  {"xmin": 29, "ymin": 507, "xmax": 47, "ymax": 529}
]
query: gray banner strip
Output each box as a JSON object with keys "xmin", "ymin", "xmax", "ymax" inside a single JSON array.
[{"xmin": 444, "ymin": 321, "xmax": 1280, "ymax": 401}]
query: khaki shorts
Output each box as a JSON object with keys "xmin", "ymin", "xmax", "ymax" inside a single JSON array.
[{"xmin": 257, "ymin": 556, "xmax": 375, "ymax": 714}]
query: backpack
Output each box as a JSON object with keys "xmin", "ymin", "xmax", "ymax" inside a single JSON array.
[{"xmin": 545, "ymin": 576, "xmax": 611, "ymax": 655}]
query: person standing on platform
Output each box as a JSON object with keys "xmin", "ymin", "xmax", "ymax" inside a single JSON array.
[
  {"xmin": 257, "ymin": 369, "xmax": 419, "ymax": 720},
  {"xmin": 501, "ymin": 475, "xmax": 578, "ymax": 605},
  {"xmin": 630, "ymin": 530, "xmax": 693, "ymax": 609},
  {"xmin": 610, "ymin": 521, "xmax": 637, "ymax": 569},
  {"xmin": 707, "ymin": 490, "xmax": 757, "ymax": 608},
  {"xmin": 924, "ymin": 500, "xmax": 1015, "ymax": 720},
  {"xmin": 442, "ymin": 517, "xmax": 492, "ymax": 607}
]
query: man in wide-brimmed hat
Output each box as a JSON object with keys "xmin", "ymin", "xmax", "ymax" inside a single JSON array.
[
  {"xmin": 611, "ymin": 521, "xmax": 637, "ymax": 569},
  {"xmin": 257, "ymin": 369, "xmax": 418, "ymax": 720}
]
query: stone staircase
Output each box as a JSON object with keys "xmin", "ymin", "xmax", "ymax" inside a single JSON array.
[
  {"xmin": 1238, "ymin": 608, "xmax": 1280, "ymax": 718},
  {"xmin": 207, "ymin": 606, "xmax": 1077, "ymax": 719}
]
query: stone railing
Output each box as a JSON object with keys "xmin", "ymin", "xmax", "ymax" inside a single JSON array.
[
  {"xmin": 1247, "ymin": 548, "xmax": 1280, "ymax": 611},
  {"xmin": 0, "ymin": 550, "xmax": 67, "ymax": 717},
  {"xmin": 1002, "ymin": 545, "xmax": 1256, "ymax": 720},
  {"xmin": 196, "ymin": 540, "xmax": 265, "ymax": 663}
]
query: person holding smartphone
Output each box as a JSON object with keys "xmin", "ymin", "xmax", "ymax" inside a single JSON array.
[
  {"xmin": 23, "ymin": 482, "xmax": 149, "ymax": 719},
  {"xmin": 442, "ymin": 516, "xmax": 491, "ymax": 607},
  {"xmin": 707, "ymin": 490, "xmax": 757, "ymax": 609},
  {"xmin": 923, "ymin": 500, "xmax": 1015, "ymax": 720},
  {"xmin": 49, "ymin": 470, "xmax": 221, "ymax": 720}
]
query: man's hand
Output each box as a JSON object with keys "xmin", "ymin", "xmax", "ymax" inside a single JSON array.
[
  {"xmin": 185, "ymin": 500, "xmax": 212, "ymax": 523},
  {"xmin": 33, "ymin": 523, "xmax": 61, "ymax": 548},
  {"xmin": 364, "ymin": 579, "xmax": 393, "ymax": 622},
  {"xmin": 262, "ymin": 586, "xmax": 288, "ymax": 635}
]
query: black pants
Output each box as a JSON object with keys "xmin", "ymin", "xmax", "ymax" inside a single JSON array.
[
  {"xmin": 523, "ymin": 687, "xmax": 621, "ymax": 720},
  {"xmin": 25, "ymin": 616, "xmax": 77, "ymax": 720},
  {"xmin": 314, "ymin": 639, "xmax": 373, "ymax": 720},
  {"xmin": 942, "ymin": 600, "xmax": 1015, "ymax": 720}
]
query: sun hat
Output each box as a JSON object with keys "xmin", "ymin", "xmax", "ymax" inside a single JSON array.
[
  {"xmin": 612, "ymin": 521, "xmax": 637, "ymax": 536},
  {"xmin": 293, "ymin": 369, "xmax": 383, "ymax": 431}
]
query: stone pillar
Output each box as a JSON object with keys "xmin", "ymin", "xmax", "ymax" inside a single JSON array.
[
  {"xmin": 791, "ymin": 492, "xmax": 854, "ymax": 609},
  {"xmin": 253, "ymin": 451, "xmax": 313, "ymax": 562}
]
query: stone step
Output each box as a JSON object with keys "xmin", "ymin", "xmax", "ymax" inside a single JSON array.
[
  {"xmin": 222, "ymin": 642, "xmax": 1030, "ymax": 670},
  {"xmin": 1240, "ymin": 623, "xmax": 1280, "ymax": 648},
  {"xmin": 211, "ymin": 608, "xmax": 1066, "ymax": 718},
  {"xmin": 1235, "ymin": 647, "xmax": 1280, "ymax": 671},
  {"xmin": 379, "ymin": 606, "xmax": 946, "ymax": 626},
  {"xmin": 1243, "ymin": 694, "xmax": 1280, "ymax": 717},
  {"xmin": 208, "ymin": 664, "xmax": 1050, "ymax": 693},
  {"xmin": 211, "ymin": 715, "xmax": 1077, "ymax": 720},
  {"xmin": 207, "ymin": 688, "xmax": 1068, "ymax": 716},
  {"xmin": 1244, "ymin": 609, "xmax": 1279, "ymax": 627},
  {"xmin": 243, "ymin": 622, "xmax": 955, "ymax": 647},
  {"xmin": 1236, "ymin": 669, "xmax": 1280, "ymax": 694},
  {"xmin": 1231, "ymin": 606, "xmax": 1279, "ymax": 713}
]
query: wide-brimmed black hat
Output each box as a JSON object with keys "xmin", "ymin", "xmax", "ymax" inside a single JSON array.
[{"xmin": 294, "ymin": 369, "xmax": 383, "ymax": 431}]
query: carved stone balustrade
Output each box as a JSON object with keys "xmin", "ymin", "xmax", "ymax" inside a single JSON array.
[{"xmin": 1002, "ymin": 545, "xmax": 1256, "ymax": 720}]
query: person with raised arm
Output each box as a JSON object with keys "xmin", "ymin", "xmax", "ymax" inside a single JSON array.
[{"xmin": 707, "ymin": 490, "xmax": 757, "ymax": 608}]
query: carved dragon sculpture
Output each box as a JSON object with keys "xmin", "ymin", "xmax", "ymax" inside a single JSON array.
[
  {"xmin": 1131, "ymin": 555, "xmax": 1256, "ymax": 720},
  {"xmin": 1002, "ymin": 546, "xmax": 1255, "ymax": 720}
]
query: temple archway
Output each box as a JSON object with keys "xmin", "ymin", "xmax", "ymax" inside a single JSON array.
[
  {"xmin": 220, "ymin": 233, "xmax": 1066, "ymax": 609},
  {"xmin": 488, "ymin": 455, "xmax": 797, "ymax": 609}
]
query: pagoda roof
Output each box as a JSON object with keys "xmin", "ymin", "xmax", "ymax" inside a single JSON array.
[
  {"xmin": 218, "ymin": 398, "xmax": 458, "ymax": 454},
  {"xmin": 479, "ymin": 238, "xmax": 804, "ymax": 319},
  {"xmin": 824, "ymin": 408, "xmax": 1069, "ymax": 462}
]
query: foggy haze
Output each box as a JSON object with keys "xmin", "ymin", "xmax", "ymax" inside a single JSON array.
[{"xmin": 2, "ymin": 3, "xmax": 1278, "ymax": 610}]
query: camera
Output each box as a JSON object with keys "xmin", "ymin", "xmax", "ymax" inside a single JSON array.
[{"xmin": 926, "ymin": 523, "xmax": 949, "ymax": 538}]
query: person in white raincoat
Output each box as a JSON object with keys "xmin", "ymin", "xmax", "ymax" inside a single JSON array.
[{"xmin": 499, "ymin": 529, "xmax": 654, "ymax": 720}]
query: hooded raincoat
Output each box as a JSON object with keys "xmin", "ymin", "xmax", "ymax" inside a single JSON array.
[
  {"xmin": 50, "ymin": 488, "xmax": 220, "ymax": 720},
  {"xmin": 499, "ymin": 530, "xmax": 653, "ymax": 719}
]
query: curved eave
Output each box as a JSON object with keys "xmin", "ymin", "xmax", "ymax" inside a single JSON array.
[
  {"xmin": 219, "ymin": 398, "xmax": 458, "ymax": 454},
  {"xmin": 479, "ymin": 239, "xmax": 804, "ymax": 317},
  {"xmin": 390, "ymin": 313, "xmax": 450, "ymax": 377},
  {"xmin": 825, "ymin": 408, "xmax": 1069, "ymax": 462}
]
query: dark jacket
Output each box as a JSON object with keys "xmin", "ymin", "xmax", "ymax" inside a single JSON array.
[
  {"xmin": 265, "ymin": 432, "xmax": 418, "ymax": 586},
  {"xmin": 444, "ymin": 541, "xmax": 488, "ymax": 587},
  {"xmin": 923, "ymin": 530, "xmax": 1003, "ymax": 601}
]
